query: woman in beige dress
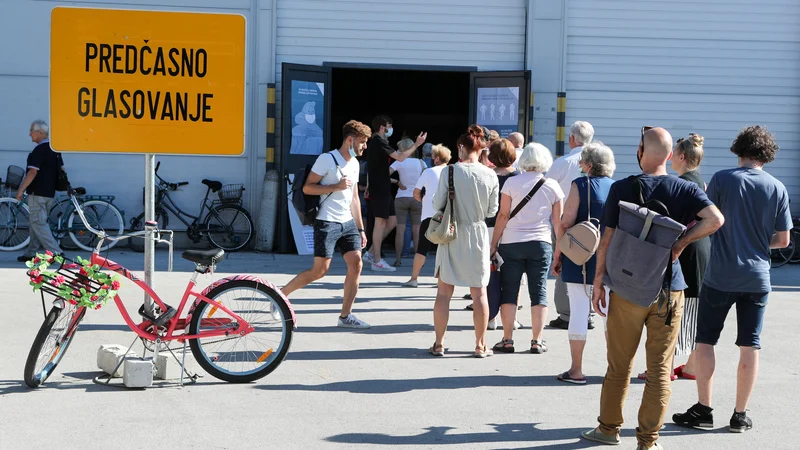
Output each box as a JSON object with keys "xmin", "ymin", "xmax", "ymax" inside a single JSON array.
[{"xmin": 430, "ymin": 125, "xmax": 499, "ymax": 358}]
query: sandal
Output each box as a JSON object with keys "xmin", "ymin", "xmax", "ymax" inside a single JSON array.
[
  {"xmin": 474, "ymin": 346, "xmax": 493, "ymax": 358},
  {"xmin": 557, "ymin": 370, "xmax": 587, "ymax": 385},
  {"xmin": 492, "ymin": 339, "xmax": 515, "ymax": 353},
  {"xmin": 530, "ymin": 340, "xmax": 548, "ymax": 354},
  {"xmin": 428, "ymin": 344, "xmax": 445, "ymax": 357},
  {"xmin": 392, "ymin": 260, "xmax": 402, "ymax": 267},
  {"xmin": 674, "ymin": 364, "xmax": 697, "ymax": 380}
]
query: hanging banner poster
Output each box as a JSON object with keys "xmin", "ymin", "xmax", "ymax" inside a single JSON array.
[
  {"xmin": 289, "ymin": 80, "xmax": 325, "ymax": 156},
  {"xmin": 476, "ymin": 87, "xmax": 520, "ymax": 138}
]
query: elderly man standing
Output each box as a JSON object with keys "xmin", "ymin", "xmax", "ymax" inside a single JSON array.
[
  {"xmin": 546, "ymin": 121, "xmax": 595, "ymax": 330},
  {"xmin": 16, "ymin": 120, "xmax": 63, "ymax": 262},
  {"xmin": 581, "ymin": 127, "xmax": 724, "ymax": 450},
  {"xmin": 508, "ymin": 132, "xmax": 525, "ymax": 169}
]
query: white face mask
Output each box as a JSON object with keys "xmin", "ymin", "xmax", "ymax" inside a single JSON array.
[
  {"xmin": 385, "ymin": 127, "xmax": 394, "ymax": 138},
  {"xmin": 305, "ymin": 114, "xmax": 315, "ymax": 124}
]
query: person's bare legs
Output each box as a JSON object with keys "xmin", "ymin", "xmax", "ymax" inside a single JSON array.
[
  {"xmin": 569, "ymin": 339, "xmax": 587, "ymax": 378},
  {"xmin": 341, "ymin": 251, "xmax": 363, "ymax": 317},
  {"xmin": 281, "ymin": 257, "xmax": 331, "ymax": 296},
  {"xmin": 471, "ymin": 286, "xmax": 489, "ymax": 350},
  {"xmin": 500, "ymin": 303, "xmax": 517, "ymax": 341},
  {"xmin": 408, "ymin": 254, "xmax": 427, "ymax": 282},
  {"xmin": 695, "ymin": 343, "xmax": 716, "ymax": 406},
  {"xmin": 735, "ymin": 347, "xmax": 759, "ymax": 412},
  {"xmin": 530, "ymin": 305, "xmax": 548, "ymax": 341},
  {"xmin": 371, "ymin": 216, "xmax": 396, "ymax": 262},
  {"xmin": 433, "ymin": 280, "xmax": 455, "ymax": 348},
  {"xmin": 394, "ymin": 221, "xmax": 406, "ymax": 265}
]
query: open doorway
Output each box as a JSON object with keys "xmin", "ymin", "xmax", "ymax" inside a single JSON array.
[{"xmin": 330, "ymin": 67, "xmax": 470, "ymax": 157}]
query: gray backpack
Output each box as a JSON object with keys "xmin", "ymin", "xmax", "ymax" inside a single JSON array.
[{"xmin": 603, "ymin": 176, "xmax": 686, "ymax": 323}]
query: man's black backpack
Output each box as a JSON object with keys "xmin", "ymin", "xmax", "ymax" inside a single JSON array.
[{"xmin": 291, "ymin": 152, "xmax": 339, "ymax": 226}]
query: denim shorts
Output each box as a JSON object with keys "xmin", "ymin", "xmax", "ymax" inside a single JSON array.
[
  {"xmin": 695, "ymin": 284, "xmax": 769, "ymax": 349},
  {"xmin": 498, "ymin": 240, "xmax": 552, "ymax": 307},
  {"xmin": 313, "ymin": 220, "xmax": 361, "ymax": 259}
]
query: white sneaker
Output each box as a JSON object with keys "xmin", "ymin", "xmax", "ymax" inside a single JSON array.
[
  {"xmin": 337, "ymin": 314, "xmax": 370, "ymax": 329},
  {"xmin": 513, "ymin": 320, "xmax": 524, "ymax": 330},
  {"xmin": 371, "ymin": 259, "xmax": 396, "ymax": 272},
  {"xmin": 362, "ymin": 252, "xmax": 374, "ymax": 264},
  {"xmin": 402, "ymin": 279, "xmax": 418, "ymax": 288},
  {"xmin": 487, "ymin": 319, "xmax": 498, "ymax": 330}
]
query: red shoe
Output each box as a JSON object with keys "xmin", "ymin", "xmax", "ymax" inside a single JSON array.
[
  {"xmin": 637, "ymin": 370, "xmax": 678, "ymax": 381},
  {"xmin": 674, "ymin": 365, "xmax": 697, "ymax": 380}
]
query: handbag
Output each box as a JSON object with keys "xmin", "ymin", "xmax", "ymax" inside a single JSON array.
[
  {"xmin": 425, "ymin": 165, "xmax": 457, "ymax": 245},
  {"xmin": 557, "ymin": 175, "xmax": 602, "ymax": 296}
]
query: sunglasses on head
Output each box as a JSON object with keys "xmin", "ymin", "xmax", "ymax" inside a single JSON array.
[{"xmin": 641, "ymin": 125, "xmax": 654, "ymax": 142}]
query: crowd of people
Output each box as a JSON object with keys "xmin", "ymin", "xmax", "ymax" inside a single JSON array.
[{"xmin": 280, "ymin": 115, "xmax": 791, "ymax": 450}]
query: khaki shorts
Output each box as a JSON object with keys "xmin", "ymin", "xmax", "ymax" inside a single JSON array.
[{"xmin": 394, "ymin": 197, "xmax": 422, "ymax": 225}]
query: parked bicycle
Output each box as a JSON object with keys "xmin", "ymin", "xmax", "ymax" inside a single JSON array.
[
  {"xmin": 0, "ymin": 165, "xmax": 124, "ymax": 252},
  {"xmin": 23, "ymin": 186, "xmax": 295, "ymax": 388},
  {"xmin": 129, "ymin": 162, "xmax": 253, "ymax": 252},
  {"xmin": 770, "ymin": 216, "xmax": 799, "ymax": 268}
]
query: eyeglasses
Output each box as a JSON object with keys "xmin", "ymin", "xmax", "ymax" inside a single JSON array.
[{"xmin": 641, "ymin": 125, "xmax": 654, "ymax": 143}]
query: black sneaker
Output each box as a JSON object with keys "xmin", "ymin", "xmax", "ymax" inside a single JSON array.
[
  {"xmin": 548, "ymin": 317, "xmax": 569, "ymax": 330},
  {"xmin": 673, "ymin": 403, "xmax": 714, "ymax": 430},
  {"xmin": 730, "ymin": 411, "xmax": 753, "ymax": 433}
]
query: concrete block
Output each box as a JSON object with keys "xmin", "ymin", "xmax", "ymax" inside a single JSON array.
[
  {"xmin": 123, "ymin": 358, "xmax": 154, "ymax": 388},
  {"xmin": 97, "ymin": 344, "xmax": 139, "ymax": 378},
  {"xmin": 154, "ymin": 352, "xmax": 194, "ymax": 380}
]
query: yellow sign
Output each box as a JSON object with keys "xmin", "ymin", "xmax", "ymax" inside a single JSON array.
[{"xmin": 50, "ymin": 7, "xmax": 246, "ymax": 155}]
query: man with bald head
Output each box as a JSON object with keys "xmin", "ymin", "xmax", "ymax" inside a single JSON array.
[
  {"xmin": 508, "ymin": 132, "xmax": 525, "ymax": 169},
  {"xmin": 581, "ymin": 127, "xmax": 724, "ymax": 450}
]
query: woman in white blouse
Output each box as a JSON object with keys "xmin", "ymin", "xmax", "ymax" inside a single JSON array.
[{"xmin": 490, "ymin": 143, "xmax": 564, "ymax": 354}]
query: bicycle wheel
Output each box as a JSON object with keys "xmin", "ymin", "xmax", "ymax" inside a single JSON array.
[
  {"xmin": 49, "ymin": 198, "xmax": 72, "ymax": 240},
  {"xmin": 0, "ymin": 198, "xmax": 31, "ymax": 251},
  {"xmin": 24, "ymin": 303, "xmax": 86, "ymax": 388},
  {"xmin": 128, "ymin": 210, "xmax": 169, "ymax": 253},
  {"xmin": 204, "ymin": 204, "xmax": 253, "ymax": 251},
  {"xmin": 67, "ymin": 200, "xmax": 124, "ymax": 252},
  {"xmin": 771, "ymin": 235, "xmax": 794, "ymax": 268},
  {"xmin": 189, "ymin": 279, "xmax": 293, "ymax": 383}
]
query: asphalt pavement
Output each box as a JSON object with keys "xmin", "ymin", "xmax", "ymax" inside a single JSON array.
[{"xmin": 1, "ymin": 248, "xmax": 798, "ymax": 449}]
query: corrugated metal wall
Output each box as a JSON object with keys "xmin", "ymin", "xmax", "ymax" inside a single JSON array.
[{"xmin": 565, "ymin": 0, "xmax": 800, "ymax": 210}]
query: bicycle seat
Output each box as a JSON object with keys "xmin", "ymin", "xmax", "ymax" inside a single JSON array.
[
  {"xmin": 202, "ymin": 179, "xmax": 223, "ymax": 192},
  {"xmin": 181, "ymin": 248, "xmax": 225, "ymax": 266}
]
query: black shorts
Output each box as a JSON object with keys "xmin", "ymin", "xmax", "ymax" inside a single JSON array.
[
  {"xmin": 416, "ymin": 218, "xmax": 438, "ymax": 256},
  {"xmin": 369, "ymin": 195, "xmax": 395, "ymax": 219},
  {"xmin": 313, "ymin": 220, "xmax": 361, "ymax": 259}
]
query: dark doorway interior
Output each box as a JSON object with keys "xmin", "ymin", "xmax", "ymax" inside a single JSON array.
[{"xmin": 331, "ymin": 67, "xmax": 470, "ymax": 156}]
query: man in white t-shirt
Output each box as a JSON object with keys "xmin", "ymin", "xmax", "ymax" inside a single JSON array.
[
  {"xmin": 508, "ymin": 132, "xmax": 525, "ymax": 170},
  {"xmin": 281, "ymin": 120, "xmax": 373, "ymax": 329},
  {"xmin": 545, "ymin": 120, "xmax": 594, "ymax": 330}
]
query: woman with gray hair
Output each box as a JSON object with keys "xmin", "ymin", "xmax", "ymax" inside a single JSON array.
[
  {"xmin": 551, "ymin": 141, "xmax": 616, "ymax": 384},
  {"xmin": 490, "ymin": 142, "xmax": 564, "ymax": 354}
]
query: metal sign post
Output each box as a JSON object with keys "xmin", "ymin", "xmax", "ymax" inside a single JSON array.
[{"xmin": 143, "ymin": 154, "xmax": 155, "ymax": 314}]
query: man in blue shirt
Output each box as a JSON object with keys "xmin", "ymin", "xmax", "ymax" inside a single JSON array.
[
  {"xmin": 582, "ymin": 127, "xmax": 724, "ymax": 450},
  {"xmin": 16, "ymin": 120, "xmax": 63, "ymax": 262},
  {"xmin": 674, "ymin": 125, "xmax": 792, "ymax": 434}
]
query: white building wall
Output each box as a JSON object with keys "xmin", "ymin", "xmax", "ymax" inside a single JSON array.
[
  {"xmin": 563, "ymin": 0, "xmax": 800, "ymax": 211},
  {"xmin": 0, "ymin": 0, "xmax": 272, "ymax": 244}
]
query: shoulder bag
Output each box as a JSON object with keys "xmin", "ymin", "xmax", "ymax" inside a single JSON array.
[
  {"xmin": 425, "ymin": 165, "xmax": 458, "ymax": 245},
  {"xmin": 558, "ymin": 175, "xmax": 602, "ymax": 296}
]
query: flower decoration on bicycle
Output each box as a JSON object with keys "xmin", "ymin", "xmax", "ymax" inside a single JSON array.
[{"xmin": 26, "ymin": 250, "xmax": 121, "ymax": 310}]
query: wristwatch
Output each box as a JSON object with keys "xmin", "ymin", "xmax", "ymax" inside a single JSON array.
[{"xmin": 358, "ymin": 228, "xmax": 365, "ymax": 233}]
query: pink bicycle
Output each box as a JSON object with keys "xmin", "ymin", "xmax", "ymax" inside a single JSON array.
[{"xmin": 24, "ymin": 188, "xmax": 296, "ymax": 388}]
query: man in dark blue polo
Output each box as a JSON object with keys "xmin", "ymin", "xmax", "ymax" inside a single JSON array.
[{"xmin": 16, "ymin": 120, "xmax": 63, "ymax": 262}]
